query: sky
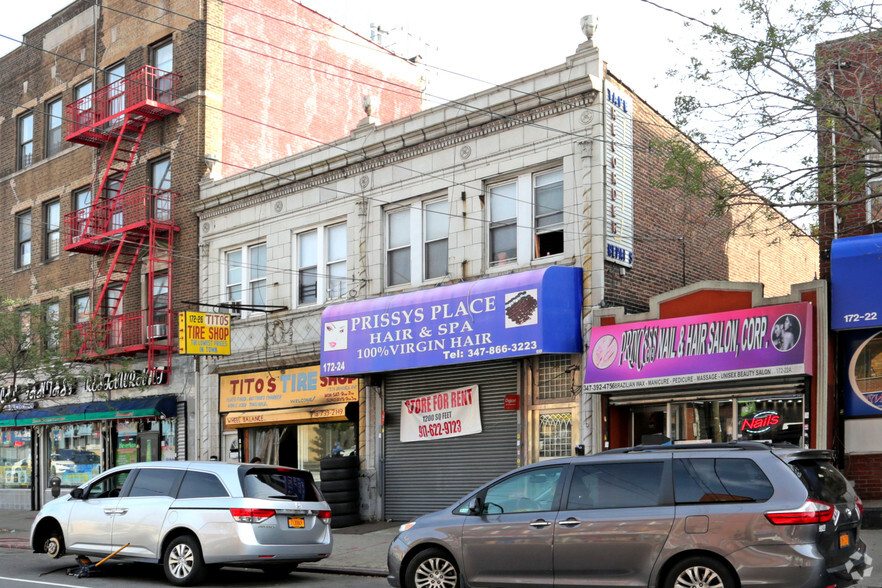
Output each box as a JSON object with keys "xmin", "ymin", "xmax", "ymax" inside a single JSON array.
[{"xmin": 0, "ymin": 0, "xmax": 731, "ymax": 122}]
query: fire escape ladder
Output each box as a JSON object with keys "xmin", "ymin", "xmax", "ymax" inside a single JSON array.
[
  {"xmin": 88, "ymin": 114, "xmax": 149, "ymax": 232},
  {"xmin": 93, "ymin": 233, "xmax": 147, "ymax": 321},
  {"xmin": 146, "ymin": 222, "xmax": 174, "ymax": 378}
]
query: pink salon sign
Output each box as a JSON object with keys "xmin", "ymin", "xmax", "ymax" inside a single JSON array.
[{"xmin": 584, "ymin": 302, "xmax": 813, "ymax": 392}]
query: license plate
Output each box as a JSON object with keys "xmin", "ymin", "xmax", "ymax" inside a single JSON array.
[
  {"xmin": 288, "ymin": 517, "xmax": 305, "ymax": 528},
  {"xmin": 840, "ymin": 533, "xmax": 850, "ymax": 548}
]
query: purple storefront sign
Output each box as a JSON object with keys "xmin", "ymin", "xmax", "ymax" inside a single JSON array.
[
  {"xmin": 320, "ymin": 266, "xmax": 582, "ymax": 376},
  {"xmin": 584, "ymin": 302, "xmax": 813, "ymax": 392}
]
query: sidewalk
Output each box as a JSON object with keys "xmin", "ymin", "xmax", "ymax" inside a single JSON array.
[{"xmin": 1, "ymin": 508, "xmax": 880, "ymax": 585}]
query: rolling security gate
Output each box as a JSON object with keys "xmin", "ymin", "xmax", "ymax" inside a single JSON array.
[{"xmin": 383, "ymin": 359, "xmax": 519, "ymax": 520}]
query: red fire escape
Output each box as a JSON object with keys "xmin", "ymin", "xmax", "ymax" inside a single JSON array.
[{"xmin": 62, "ymin": 65, "xmax": 181, "ymax": 381}]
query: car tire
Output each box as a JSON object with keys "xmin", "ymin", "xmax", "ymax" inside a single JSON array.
[
  {"xmin": 44, "ymin": 529, "xmax": 65, "ymax": 559},
  {"xmin": 405, "ymin": 548, "xmax": 459, "ymax": 588},
  {"xmin": 261, "ymin": 564, "xmax": 298, "ymax": 579},
  {"xmin": 320, "ymin": 478, "xmax": 357, "ymax": 492},
  {"xmin": 163, "ymin": 535, "xmax": 207, "ymax": 587},
  {"xmin": 328, "ymin": 501, "xmax": 359, "ymax": 515},
  {"xmin": 320, "ymin": 455, "xmax": 357, "ymax": 470},
  {"xmin": 319, "ymin": 468, "xmax": 357, "ymax": 481},
  {"xmin": 663, "ymin": 556, "xmax": 735, "ymax": 588},
  {"xmin": 322, "ymin": 489, "xmax": 358, "ymax": 503},
  {"xmin": 330, "ymin": 512, "xmax": 361, "ymax": 528}
]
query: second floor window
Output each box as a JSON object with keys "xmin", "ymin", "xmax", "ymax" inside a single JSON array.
[
  {"xmin": 16, "ymin": 210, "xmax": 32, "ymax": 268},
  {"xmin": 44, "ymin": 199, "xmax": 60, "ymax": 260},
  {"xmin": 72, "ymin": 292, "xmax": 90, "ymax": 324},
  {"xmin": 296, "ymin": 223, "xmax": 347, "ymax": 305},
  {"xmin": 44, "ymin": 301, "xmax": 60, "ymax": 350},
  {"xmin": 18, "ymin": 113, "xmax": 34, "ymax": 169},
  {"xmin": 225, "ymin": 244, "xmax": 266, "ymax": 312},
  {"xmin": 46, "ymin": 97, "xmax": 63, "ymax": 157},
  {"xmin": 488, "ymin": 167, "xmax": 564, "ymax": 265},
  {"xmin": 385, "ymin": 198, "xmax": 449, "ymax": 287}
]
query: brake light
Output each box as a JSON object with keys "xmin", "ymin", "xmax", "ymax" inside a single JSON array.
[
  {"xmin": 317, "ymin": 509, "xmax": 332, "ymax": 524},
  {"xmin": 765, "ymin": 499, "xmax": 834, "ymax": 525},
  {"xmin": 229, "ymin": 508, "xmax": 276, "ymax": 523},
  {"xmin": 856, "ymin": 496, "xmax": 864, "ymax": 516}
]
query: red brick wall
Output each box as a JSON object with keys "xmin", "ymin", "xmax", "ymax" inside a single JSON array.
[
  {"xmin": 844, "ymin": 453, "xmax": 882, "ymax": 499},
  {"xmin": 216, "ymin": 0, "xmax": 423, "ymax": 178}
]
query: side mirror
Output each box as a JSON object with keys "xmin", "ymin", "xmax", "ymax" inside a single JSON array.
[
  {"xmin": 69, "ymin": 488, "xmax": 84, "ymax": 500},
  {"xmin": 467, "ymin": 496, "xmax": 484, "ymax": 515}
]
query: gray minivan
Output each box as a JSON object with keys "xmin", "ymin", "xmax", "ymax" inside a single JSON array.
[
  {"xmin": 387, "ymin": 442, "xmax": 871, "ymax": 588},
  {"xmin": 30, "ymin": 461, "xmax": 332, "ymax": 586}
]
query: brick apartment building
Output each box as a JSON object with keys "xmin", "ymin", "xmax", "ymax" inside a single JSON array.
[
  {"xmin": 0, "ymin": 0, "xmax": 422, "ymax": 509},
  {"xmin": 817, "ymin": 30, "xmax": 882, "ymax": 498},
  {"xmin": 197, "ymin": 17, "xmax": 819, "ymax": 521}
]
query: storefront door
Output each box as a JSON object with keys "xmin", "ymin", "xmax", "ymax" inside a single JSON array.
[{"xmin": 138, "ymin": 431, "xmax": 160, "ymax": 462}]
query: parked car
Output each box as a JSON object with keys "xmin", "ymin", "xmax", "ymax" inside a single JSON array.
[
  {"xmin": 30, "ymin": 461, "xmax": 333, "ymax": 586},
  {"xmin": 387, "ymin": 441, "xmax": 870, "ymax": 588}
]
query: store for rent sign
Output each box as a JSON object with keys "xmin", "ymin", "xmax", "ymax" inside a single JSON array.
[
  {"xmin": 219, "ymin": 366, "xmax": 358, "ymax": 412},
  {"xmin": 400, "ymin": 385, "xmax": 482, "ymax": 443},
  {"xmin": 584, "ymin": 302, "xmax": 813, "ymax": 392}
]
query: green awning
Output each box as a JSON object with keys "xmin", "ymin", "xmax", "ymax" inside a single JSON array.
[{"xmin": 1, "ymin": 395, "xmax": 177, "ymax": 427}]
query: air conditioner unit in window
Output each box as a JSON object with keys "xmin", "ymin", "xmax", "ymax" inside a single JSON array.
[
  {"xmin": 223, "ymin": 301, "xmax": 242, "ymax": 319},
  {"xmin": 147, "ymin": 323, "xmax": 167, "ymax": 339}
]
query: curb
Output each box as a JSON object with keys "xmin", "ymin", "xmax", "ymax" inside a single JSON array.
[{"xmin": 298, "ymin": 565, "xmax": 386, "ymax": 578}]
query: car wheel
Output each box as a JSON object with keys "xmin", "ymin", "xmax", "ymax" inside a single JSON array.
[
  {"xmin": 44, "ymin": 530, "xmax": 65, "ymax": 559},
  {"xmin": 405, "ymin": 548, "xmax": 459, "ymax": 588},
  {"xmin": 664, "ymin": 556, "xmax": 734, "ymax": 588},
  {"xmin": 163, "ymin": 535, "xmax": 207, "ymax": 586},
  {"xmin": 261, "ymin": 564, "xmax": 298, "ymax": 579}
]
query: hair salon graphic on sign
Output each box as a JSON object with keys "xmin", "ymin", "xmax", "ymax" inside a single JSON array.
[
  {"xmin": 320, "ymin": 267, "xmax": 582, "ymax": 376},
  {"xmin": 584, "ymin": 302, "xmax": 813, "ymax": 392},
  {"xmin": 400, "ymin": 385, "xmax": 482, "ymax": 443}
]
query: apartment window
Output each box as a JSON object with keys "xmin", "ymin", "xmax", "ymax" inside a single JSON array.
[
  {"xmin": 152, "ymin": 274, "xmax": 169, "ymax": 327},
  {"xmin": 151, "ymin": 38, "xmax": 174, "ymax": 102},
  {"xmin": 488, "ymin": 167, "xmax": 564, "ymax": 265},
  {"xmin": 44, "ymin": 199, "xmax": 61, "ymax": 260},
  {"xmin": 296, "ymin": 223, "xmax": 347, "ymax": 305},
  {"xmin": 18, "ymin": 113, "xmax": 34, "ymax": 169},
  {"xmin": 385, "ymin": 198, "xmax": 449, "ymax": 287},
  {"xmin": 19, "ymin": 308, "xmax": 31, "ymax": 352},
  {"xmin": 73, "ymin": 187, "xmax": 92, "ymax": 242},
  {"xmin": 16, "ymin": 210, "xmax": 32, "ymax": 268},
  {"xmin": 45, "ymin": 97, "xmax": 64, "ymax": 157},
  {"xmin": 44, "ymin": 301, "xmax": 60, "ymax": 350},
  {"xmin": 225, "ymin": 244, "xmax": 266, "ymax": 311},
  {"xmin": 867, "ymin": 153, "xmax": 882, "ymax": 223},
  {"xmin": 72, "ymin": 292, "xmax": 90, "ymax": 324},
  {"xmin": 105, "ymin": 175, "xmax": 123, "ymax": 231},
  {"xmin": 151, "ymin": 156, "xmax": 171, "ymax": 220},
  {"xmin": 73, "ymin": 80, "xmax": 93, "ymax": 124},
  {"xmin": 106, "ymin": 62, "xmax": 126, "ymax": 120},
  {"xmin": 103, "ymin": 283, "xmax": 123, "ymax": 348}
]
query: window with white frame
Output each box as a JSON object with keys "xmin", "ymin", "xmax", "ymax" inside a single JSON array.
[
  {"xmin": 385, "ymin": 198, "xmax": 449, "ymax": 287},
  {"xmin": 225, "ymin": 244, "xmax": 266, "ymax": 311},
  {"xmin": 488, "ymin": 167, "xmax": 564, "ymax": 265},
  {"xmin": 73, "ymin": 187, "xmax": 92, "ymax": 241},
  {"xmin": 45, "ymin": 97, "xmax": 63, "ymax": 157},
  {"xmin": 44, "ymin": 199, "xmax": 60, "ymax": 260},
  {"xmin": 867, "ymin": 152, "xmax": 882, "ymax": 223},
  {"xmin": 72, "ymin": 292, "xmax": 90, "ymax": 324},
  {"xmin": 296, "ymin": 223, "xmax": 347, "ymax": 305},
  {"xmin": 44, "ymin": 301, "xmax": 60, "ymax": 349},
  {"xmin": 18, "ymin": 112, "xmax": 34, "ymax": 169},
  {"xmin": 16, "ymin": 210, "xmax": 32, "ymax": 268}
]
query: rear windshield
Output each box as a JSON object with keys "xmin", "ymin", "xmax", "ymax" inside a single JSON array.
[
  {"xmin": 242, "ymin": 468, "xmax": 321, "ymax": 501},
  {"xmin": 789, "ymin": 459, "xmax": 849, "ymax": 503}
]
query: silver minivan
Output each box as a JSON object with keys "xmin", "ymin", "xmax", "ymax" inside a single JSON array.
[
  {"xmin": 387, "ymin": 442, "xmax": 871, "ymax": 588},
  {"xmin": 30, "ymin": 461, "xmax": 332, "ymax": 586}
]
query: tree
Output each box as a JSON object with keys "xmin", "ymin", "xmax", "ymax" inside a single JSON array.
[
  {"xmin": 656, "ymin": 0, "xmax": 882, "ymax": 245},
  {"xmin": 0, "ymin": 297, "xmax": 81, "ymax": 412}
]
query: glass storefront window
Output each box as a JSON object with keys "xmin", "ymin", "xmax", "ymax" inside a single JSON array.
[
  {"xmin": 50, "ymin": 424, "xmax": 102, "ymax": 487},
  {"xmin": 854, "ymin": 334, "xmax": 882, "ymax": 394},
  {"xmin": 671, "ymin": 400, "xmax": 734, "ymax": 443},
  {"xmin": 299, "ymin": 422, "xmax": 355, "ymax": 473},
  {"xmin": 1, "ymin": 429, "xmax": 31, "ymax": 488},
  {"xmin": 160, "ymin": 419, "xmax": 176, "ymax": 460},
  {"xmin": 116, "ymin": 421, "xmax": 138, "ymax": 467},
  {"xmin": 737, "ymin": 397, "xmax": 804, "ymax": 445}
]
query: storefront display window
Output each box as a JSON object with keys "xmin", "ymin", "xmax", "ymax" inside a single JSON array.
[
  {"xmin": 160, "ymin": 419, "xmax": 176, "ymax": 460},
  {"xmin": 1, "ymin": 429, "xmax": 31, "ymax": 488},
  {"xmin": 245, "ymin": 422, "xmax": 355, "ymax": 476},
  {"xmin": 671, "ymin": 401, "xmax": 734, "ymax": 443},
  {"xmin": 116, "ymin": 422, "xmax": 138, "ymax": 466},
  {"xmin": 854, "ymin": 334, "xmax": 882, "ymax": 395},
  {"xmin": 538, "ymin": 412, "xmax": 572, "ymax": 459},
  {"xmin": 737, "ymin": 397, "xmax": 804, "ymax": 445},
  {"xmin": 50, "ymin": 424, "xmax": 102, "ymax": 488}
]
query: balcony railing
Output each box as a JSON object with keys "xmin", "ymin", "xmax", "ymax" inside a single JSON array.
[
  {"xmin": 64, "ymin": 187, "xmax": 177, "ymax": 252},
  {"xmin": 65, "ymin": 65, "xmax": 182, "ymax": 145},
  {"xmin": 64, "ymin": 310, "xmax": 175, "ymax": 359}
]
